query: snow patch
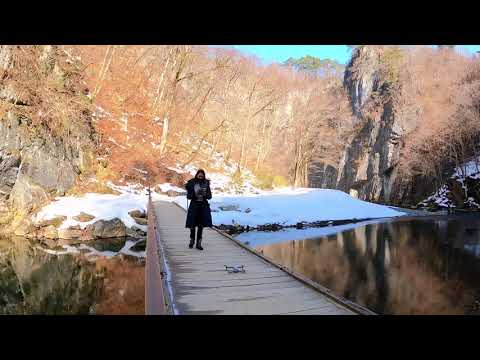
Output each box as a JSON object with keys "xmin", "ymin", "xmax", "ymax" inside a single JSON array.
[{"xmin": 174, "ymin": 188, "xmax": 404, "ymax": 227}]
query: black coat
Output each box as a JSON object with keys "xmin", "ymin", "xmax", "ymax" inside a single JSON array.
[{"xmin": 185, "ymin": 178, "xmax": 213, "ymax": 228}]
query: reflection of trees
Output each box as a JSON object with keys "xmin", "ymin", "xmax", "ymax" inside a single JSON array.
[
  {"xmin": 0, "ymin": 237, "xmax": 101, "ymax": 314},
  {"xmin": 258, "ymin": 218, "xmax": 480, "ymax": 314}
]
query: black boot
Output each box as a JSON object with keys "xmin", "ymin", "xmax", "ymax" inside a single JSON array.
[
  {"xmin": 196, "ymin": 237, "xmax": 203, "ymax": 250},
  {"xmin": 189, "ymin": 228, "xmax": 195, "ymax": 248}
]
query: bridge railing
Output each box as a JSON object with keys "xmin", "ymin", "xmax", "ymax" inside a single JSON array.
[{"xmin": 145, "ymin": 188, "xmax": 171, "ymax": 315}]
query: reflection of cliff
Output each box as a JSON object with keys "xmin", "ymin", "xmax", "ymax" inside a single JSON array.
[
  {"xmin": 0, "ymin": 237, "xmax": 100, "ymax": 314},
  {"xmin": 257, "ymin": 219, "xmax": 479, "ymax": 314}
]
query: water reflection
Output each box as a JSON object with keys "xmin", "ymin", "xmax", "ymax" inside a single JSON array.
[
  {"xmin": 0, "ymin": 237, "xmax": 145, "ymax": 315},
  {"xmin": 0, "ymin": 237, "xmax": 101, "ymax": 314},
  {"xmin": 254, "ymin": 216, "xmax": 480, "ymax": 315}
]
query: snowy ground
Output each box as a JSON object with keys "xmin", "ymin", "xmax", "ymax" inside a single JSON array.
[
  {"xmin": 174, "ymin": 187, "xmax": 405, "ymax": 227},
  {"xmin": 34, "ymin": 182, "xmax": 171, "ymax": 231},
  {"xmin": 34, "ymin": 179, "xmax": 404, "ymax": 236},
  {"xmin": 419, "ymin": 158, "xmax": 480, "ymax": 209}
]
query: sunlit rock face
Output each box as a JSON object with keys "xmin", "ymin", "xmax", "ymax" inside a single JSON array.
[
  {"xmin": 336, "ymin": 46, "xmax": 408, "ymax": 204},
  {"xmin": 309, "ymin": 46, "xmax": 432, "ymax": 206},
  {"xmin": 0, "ymin": 46, "xmax": 96, "ymax": 234}
]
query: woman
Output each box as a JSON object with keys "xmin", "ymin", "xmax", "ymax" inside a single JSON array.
[{"xmin": 185, "ymin": 169, "xmax": 212, "ymax": 250}]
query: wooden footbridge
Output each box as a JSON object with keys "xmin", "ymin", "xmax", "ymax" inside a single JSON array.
[{"xmin": 145, "ymin": 193, "xmax": 375, "ymax": 315}]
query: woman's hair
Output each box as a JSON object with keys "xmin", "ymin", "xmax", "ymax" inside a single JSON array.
[{"xmin": 194, "ymin": 169, "xmax": 206, "ymax": 180}]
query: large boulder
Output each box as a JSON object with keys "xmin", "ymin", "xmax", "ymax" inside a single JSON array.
[
  {"xmin": 126, "ymin": 226, "xmax": 147, "ymax": 239},
  {"xmin": 73, "ymin": 212, "xmax": 95, "ymax": 222},
  {"xmin": 446, "ymin": 179, "xmax": 466, "ymax": 208},
  {"xmin": 41, "ymin": 225, "xmax": 58, "ymax": 239},
  {"xmin": 128, "ymin": 209, "xmax": 146, "ymax": 219},
  {"xmin": 219, "ymin": 204, "xmax": 240, "ymax": 211},
  {"xmin": 86, "ymin": 218, "xmax": 126, "ymax": 238},
  {"xmin": 465, "ymin": 176, "xmax": 480, "ymax": 205},
  {"xmin": 130, "ymin": 239, "xmax": 146, "ymax": 252},
  {"xmin": 58, "ymin": 225, "xmax": 83, "ymax": 240},
  {"xmin": 133, "ymin": 217, "xmax": 147, "ymax": 226},
  {"xmin": 37, "ymin": 215, "xmax": 67, "ymax": 228},
  {"xmin": 166, "ymin": 190, "xmax": 186, "ymax": 197}
]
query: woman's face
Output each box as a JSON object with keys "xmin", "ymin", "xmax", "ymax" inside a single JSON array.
[{"xmin": 197, "ymin": 172, "xmax": 205, "ymax": 180}]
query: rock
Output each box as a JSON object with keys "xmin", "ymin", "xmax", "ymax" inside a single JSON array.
[
  {"xmin": 58, "ymin": 238, "xmax": 82, "ymax": 246},
  {"xmin": 133, "ymin": 217, "xmax": 148, "ymax": 226},
  {"xmin": 37, "ymin": 215, "xmax": 67, "ymax": 228},
  {"xmin": 309, "ymin": 46, "xmax": 435, "ymax": 207},
  {"xmin": 89, "ymin": 237, "xmax": 126, "ymax": 252},
  {"xmin": 219, "ymin": 204, "xmax": 240, "ymax": 211},
  {"xmin": 58, "ymin": 226, "xmax": 84, "ymax": 240},
  {"xmin": 446, "ymin": 179, "xmax": 465, "ymax": 208},
  {"xmin": 128, "ymin": 209, "xmax": 146, "ymax": 219},
  {"xmin": 308, "ymin": 162, "xmax": 338, "ymax": 189},
  {"xmin": 41, "ymin": 238, "xmax": 58, "ymax": 249},
  {"xmin": 0, "ymin": 51, "xmax": 97, "ymax": 230},
  {"xmin": 257, "ymin": 223, "xmax": 283, "ymax": 232},
  {"xmin": 465, "ymin": 176, "xmax": 480, "ymax": 206},
  {"xmin": 245, "ymin": 208, "xmax": 252, "ymax": 213},
  {"xmin": 0, "ymin": 150, "xmax": 21, "ymax": 200},
  {"xmin": 41, "ymin": 225, "xmax": 58, "ymax": 239},
  {"xmin": 86, "ymin": 218, "xmax": 126, "ymax": 238},
  {"xmin": 118, "ymin": 253, "xmax": 146, "ymax": 263},
  {"xmin": 126, "ymin": 226, "xmax": 147, "ymax": 239},
  {"xmin": 166, "ymin": 190, "xmax": 186, "ymax": 197},
  {"xmin": 13, "ymin": 220, "xmax": 33, "ymax": 236},
  {"xmin": 73, "ymin": 212, "xmax": 95, "ymax": 222},
  {"xmin": 130, "ymin": 239, "xmax": 146, "ymax": 252}
]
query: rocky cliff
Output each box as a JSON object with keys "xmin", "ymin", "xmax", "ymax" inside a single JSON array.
[
  {"xmin": 309, "ymin": 46, "xmax": 433, "ymax": 206},
  {"xmin": 0, "ymin": 46, "xmax": 97, "ymax": 234}
]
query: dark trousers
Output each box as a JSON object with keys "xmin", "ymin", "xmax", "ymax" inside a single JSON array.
[{"xmin": 190, "ymin": 226, "xmax": 203, "ymax": 240}]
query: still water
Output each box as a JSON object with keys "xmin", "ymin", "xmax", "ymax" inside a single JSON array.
[
  {"xmin": 239, "ymin": 215, "xmax": 480, "ymax": 315},
  {"xmin": 0, "ymin": 237, "xmax": 145, "ymax": 315}
]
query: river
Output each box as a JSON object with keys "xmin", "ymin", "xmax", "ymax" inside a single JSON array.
[
  {"xmin": 0, "ymin": 236, "xmax": 145, "ymax": 315},
  {"xmin": 4, "ymin": 214, "xmax": 480, "ymax": 315},
  {"xmin": 236, "ymin": 214, "xmax": 480, "ymax": 315}
]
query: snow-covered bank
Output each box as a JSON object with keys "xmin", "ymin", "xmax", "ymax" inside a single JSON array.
[
  {"xmin": 419, "ymin": 157, "xmax": 480, "ymax": 210},
  {"xmin": 33, "ymin": 182, "xmax": 171, "ymax": 231},
  {"xmin": 174, "ymin": 188, "xmax": 405, "ymax": 227},
  {"xmin": 34, "ymin": 181, "xmax": 405, "ymax": 234}
]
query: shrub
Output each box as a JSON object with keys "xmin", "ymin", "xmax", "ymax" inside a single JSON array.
[
  {"xmin": 253, "ymin": 169, "xmax": 275, "ymax": 190},
  {"xmin": 272, "ymin": 175, "xmax": 289, "ymax": 188}
]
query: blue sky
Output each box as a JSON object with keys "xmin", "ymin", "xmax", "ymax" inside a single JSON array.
[{"xmin": 213, "ymin": 45, "xmax": 480, "ymax": 65}]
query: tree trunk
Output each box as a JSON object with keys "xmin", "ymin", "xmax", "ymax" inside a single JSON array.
[
  {"xmin": 159, "ymin": 116, "xmax": 169, "ymax": 156},
  {"xmin": 226, "ymin": 136, "xmax": 233, "ymax": 161},
  {"xmin": 93, "ymin": 45, "xmax": 115, "ymax": 101},
  {"xmin": 238, "ymin": 125, "xmax": 247, "ymax": 174}
]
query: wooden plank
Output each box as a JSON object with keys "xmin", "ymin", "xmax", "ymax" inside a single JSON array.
[{"xmin": 176, "ymin": 293, "xmax": 350, "ymax": 315}]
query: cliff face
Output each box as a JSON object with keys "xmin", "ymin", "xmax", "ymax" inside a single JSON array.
[
  {"xmin": 0, "ymin": 46, "xmax": 97, "ymax": 234},
  {"xmin": 309, "ymin": 46, "xmax": 432, "ymax": 206}
]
